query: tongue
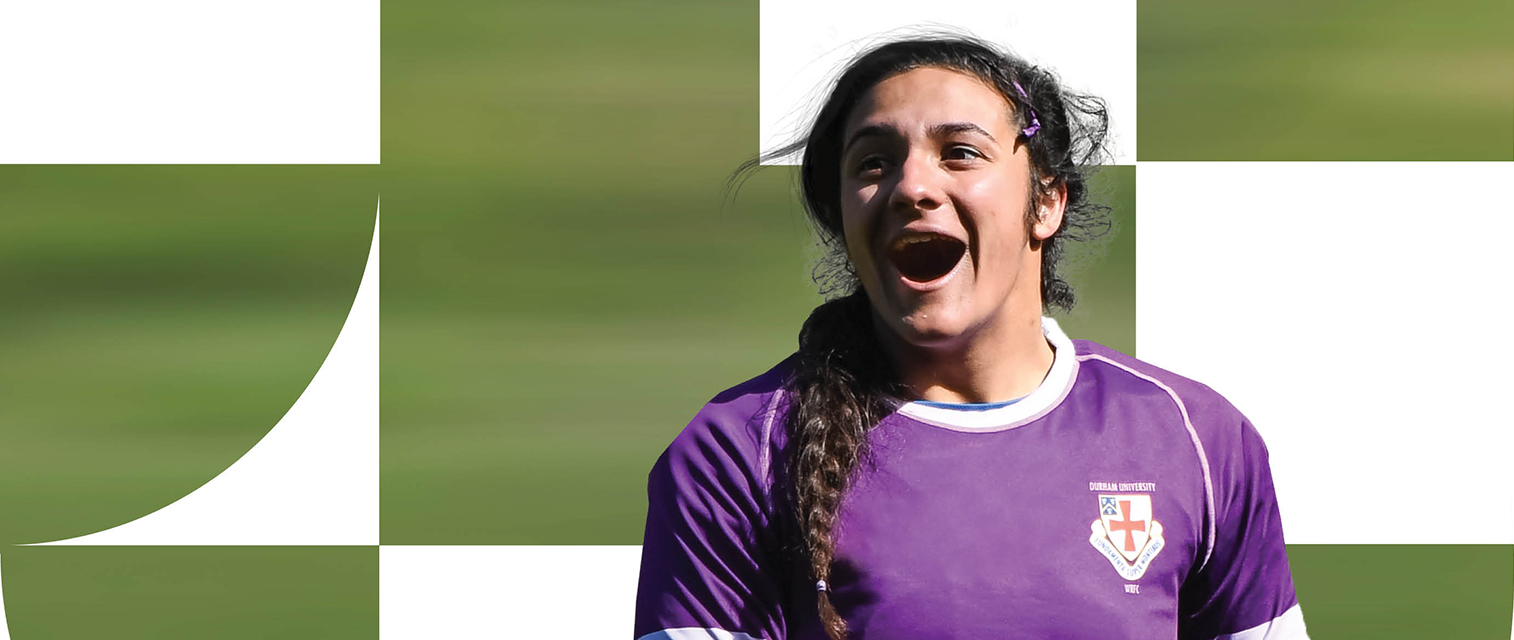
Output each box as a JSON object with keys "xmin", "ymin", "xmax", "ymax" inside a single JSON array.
[{"xmin": 889, "ymin": 238, "xmax": 965, "ymax": 283}]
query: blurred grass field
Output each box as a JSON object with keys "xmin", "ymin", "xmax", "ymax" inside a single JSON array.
[
  {"xmin": 3, "ymin": 547, "xmax": 378, "ymax": 639},
  {"xmin": 1140, "ymin": 0, "xmax": 1513, "ymax": 160},
  {"xmin": 381, "ymin": 0, "xmax": 801, "ymax": 543}
]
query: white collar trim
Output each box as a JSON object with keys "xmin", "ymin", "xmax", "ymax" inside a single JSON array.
[{"xmin": 892, "ymin": 317, "xmax": 1079, "ymax": 432}]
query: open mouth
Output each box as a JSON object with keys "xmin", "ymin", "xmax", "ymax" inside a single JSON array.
[{"xmin": 887, "ymin": 233, "xmax": 967, "ymax": 284}]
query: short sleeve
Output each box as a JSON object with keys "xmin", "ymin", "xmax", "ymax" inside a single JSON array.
[
  {"xmin": 1179, "ymin": 418, "xmax": 1310, "ymax": 640},
  {"xmin": 633, "ymin": 402, "xmax": 788, "ymax": 640}
]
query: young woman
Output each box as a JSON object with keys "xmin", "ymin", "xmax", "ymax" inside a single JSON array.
[{"xmin": 634, "ymin": 36, "xmax": 1307, "ymax": 640}]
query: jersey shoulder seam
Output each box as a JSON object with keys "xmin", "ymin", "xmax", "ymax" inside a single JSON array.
[{"xmin": 1075, "ymin": 352, "xmax": 1219, "ymax": 571}]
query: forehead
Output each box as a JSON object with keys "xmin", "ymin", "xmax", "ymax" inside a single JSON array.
[{"xmin": 846, "ymin": 67, "xmax": 1014, "ymax": 136}]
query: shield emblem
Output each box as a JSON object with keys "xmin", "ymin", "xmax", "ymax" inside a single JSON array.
[
  {"xmin": 1098, "ymin": 494, "xmax": 1153, "ymax": 562},
  {"xmin": 1089, "ymin": 493, "xmax": 1165, "ymax": 580}
]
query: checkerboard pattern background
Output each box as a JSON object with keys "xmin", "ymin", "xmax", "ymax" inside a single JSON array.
[{"xmin": 0, "ymin": 0, "xmax": 1508, "ymax": 637}]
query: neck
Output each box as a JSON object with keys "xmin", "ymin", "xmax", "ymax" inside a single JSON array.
[{"xmin": 879, "ymin": 309, "xmax": 1055, "ymax": 405}]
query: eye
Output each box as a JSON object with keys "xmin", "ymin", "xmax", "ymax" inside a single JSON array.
[
  {"xmin": 943, "ymin": 145, "xmax": 985, "ymax": 162},
  {"xmin": 856, "ymin": 155, "xmax": 892, "ymax": 178}
]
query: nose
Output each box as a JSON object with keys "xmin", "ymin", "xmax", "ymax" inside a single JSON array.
[{"xmin": 888, "ymin": 151, "xmax": 946, "ymax": 214}]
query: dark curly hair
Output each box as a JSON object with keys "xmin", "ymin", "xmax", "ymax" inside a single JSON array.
[{"xmin": 743, "ymin": 35, "xmax": 1111, "ymax": 640}]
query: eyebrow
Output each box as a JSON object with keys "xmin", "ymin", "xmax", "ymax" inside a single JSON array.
[
  {"xmin": 842, "ymin": 121, "xmax": 998, "ymax": 155},
  {"xmin": 843, "ymin": 124, "xmax": 896, "ymax": 155},
  {"xmin": 929, "ymin": 122, "xmax": 997, "ymax": 143}
]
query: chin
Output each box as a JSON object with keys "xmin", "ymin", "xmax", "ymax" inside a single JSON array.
[{"xmin": 892, "ymin": 310, "xmax": 973, "ymax": 349}]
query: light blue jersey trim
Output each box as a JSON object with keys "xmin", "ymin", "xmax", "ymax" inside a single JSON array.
[{"xmin": 913, "ymin": 397, "xmax": 1023, "ymax": 411}]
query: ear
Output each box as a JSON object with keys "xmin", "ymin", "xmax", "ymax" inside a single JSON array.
[{"xmin": 1031, "ymin": 178, "xmax": 1067, "ymax": 241}]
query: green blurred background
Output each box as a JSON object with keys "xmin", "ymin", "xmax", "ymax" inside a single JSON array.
[
  {"xmin": 0, "ymin": 166, "xmax": 378, "ymax": 636},
  {"xmin": 3, "ymin": 547, "xmax": 377, "ymax": 640},
  {"xmin": 1140, "ymin": 0, "xmax": 1513, "ymax": 160}
]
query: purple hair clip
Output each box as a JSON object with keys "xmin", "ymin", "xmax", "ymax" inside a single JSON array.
[{"xmin": 1011, "ymin": 80, "xmax": 1041, "ymax": 138}]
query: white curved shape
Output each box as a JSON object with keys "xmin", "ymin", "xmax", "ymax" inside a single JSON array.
[
  {"xmin": 0, "ymin": 555, "xmax": 11, "ymax": 640},
  {"xmin": 33, "ymin": 204, "xmax": 380, "ymax": 545}
]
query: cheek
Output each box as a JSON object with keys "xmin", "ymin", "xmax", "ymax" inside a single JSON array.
[
  {"xmin": 959, "ymin": 175, "xmax": 1030, "ymax": 251},
  {"xmin": 961, "ymin": 169, "xmax": 1027, "ymax": 212},
  {"xmin": 840, "ymin": 216, "xmax": 872, "ymax": 268},
  {"xmin": 841, "ymin": 187, "xmax": 879, "ymax": 227},
  {"xmin": 839, "ymin": 186, "xmax": 878, "ymax": 261}
]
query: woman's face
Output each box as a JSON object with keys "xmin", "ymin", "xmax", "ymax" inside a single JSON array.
[{"xmin": 839, "ymin": 66, "xmax": 1063, "ymax": 349}]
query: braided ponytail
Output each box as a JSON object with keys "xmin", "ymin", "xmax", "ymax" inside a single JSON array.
[{"xmin": 786, "ymin": 290, "xmax": 898, "ymax": 639}]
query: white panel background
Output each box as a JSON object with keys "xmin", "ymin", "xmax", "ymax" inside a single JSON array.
[
  {"xmin": 380, "ymin": 546, "xmax": 642, "ymax": 639},
  {"xmin": 760, "ymin": 0, "xmax": 1137, "ymax": 164},
  {"xmin": 1135, "ymin": 162, "xmax": 1514, "ymax": 545},
  {"xmin": 0, "ymin": 0, "xmax": 379, "ymax": 164}
]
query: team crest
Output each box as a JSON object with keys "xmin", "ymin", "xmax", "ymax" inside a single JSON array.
[{"xmin": 1088, "ymin": 494, "xmax": 1164, "ymax": 580}]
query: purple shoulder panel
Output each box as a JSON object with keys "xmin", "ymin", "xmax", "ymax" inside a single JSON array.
[
  {"xmin": 1072, "ymin": 341, "xmax": 1301, "ymax": 637},
  {"xmin": 634, "ymin": 359, "xmax": 795, "ymax": 640}
]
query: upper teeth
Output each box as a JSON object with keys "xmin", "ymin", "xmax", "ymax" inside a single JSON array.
[{"xmin": 896, "ymin": 234, "xmax": 946, "ymax": 248}]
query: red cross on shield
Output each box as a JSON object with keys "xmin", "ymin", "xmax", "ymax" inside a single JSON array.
[{"xmin": 1099, "ymin": 494, "xmax": 1154, "ymax": 563}]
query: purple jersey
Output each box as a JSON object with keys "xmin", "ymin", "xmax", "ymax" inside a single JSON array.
[{"xmin": 635, "ymin": 319, "xmax": 1307, "ymax": 640}]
